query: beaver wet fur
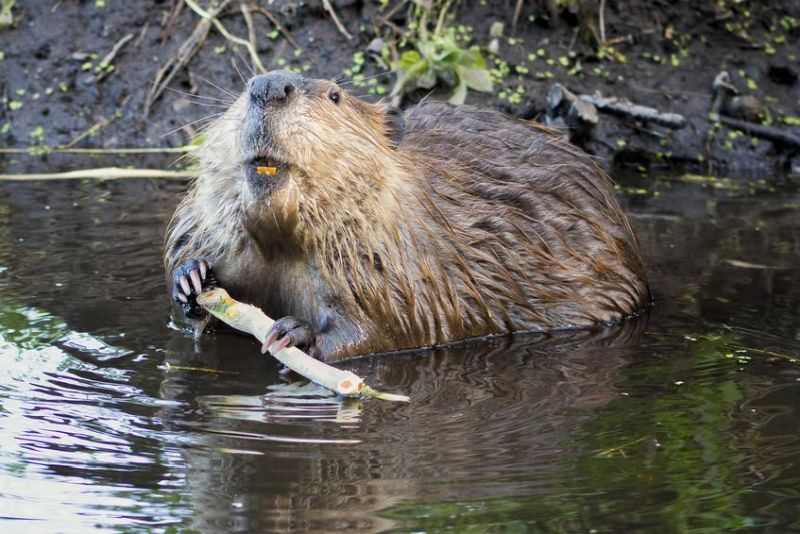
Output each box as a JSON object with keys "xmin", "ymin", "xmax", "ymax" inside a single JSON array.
[{"xmin": 165, "ymin": 71, "xmax": 650, "ymax": 361}]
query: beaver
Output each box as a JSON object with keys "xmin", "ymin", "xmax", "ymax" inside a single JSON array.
[{"xmin": 164, "ymin": 70, "xmax": 650, "ymax": 361}]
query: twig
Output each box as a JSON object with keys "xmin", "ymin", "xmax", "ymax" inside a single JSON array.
[
  {"xmin": 251, "ymin": 5, "xmax": 301, "ymax": 50},
  {"xmin": 133, "ymin": 22, "xmax": 150, "ymax": 48},
  {"xmin": 374, "ymin": 0, "xmax": 406, "ymax": 35},
  {"xmin": 0, "ymin": 146, "xmax": 196, "ymax": 155},
  {"xmin": 512, "ymin": 0, "xmax": 523, "ymax": 31},
  {"xmin": 377, "ymin": 16, "xmax": 404, "ymax": 37},
  {"xmin": 579, "ymin": 92, "xmax": 687, "ymax": 129},
  {"xmin": 0, "ymin": 167, "xmax": 195, "ymax": 181},
  {"xmin": 655, "ymin": 331, "xmax": 798, "ymax": 363},
  {"xmin": 160, "ymin": 0, "xmax": 185, "ymax": 46},
  {"xmin": 62, "ymin": 113, "xmax": 122, "ymax": 149},
  {"xmin": 239, "ymin": 2, "xmax": 260, "ymax": 74},
  {"xmin": 145, "ymin": 0, "xmax": 225, "ymax": 115},
  {"xmin": 184, "ymin": 0, "xmax": 266, "ymax": 73},
  {"xmin": 164, "ymin": 362, "xmax": 239, "ymax": 374},
  {"xmin": 598, "ymin": 0, "xmax": 607, "ymax": 44},
  {"xmin": 95, "ymin": 33, "xmax": 134, "ymax": 82},
  {"xmin": 595, "ymin": 436, "xmax": 649, "ymax": 458},
  {"xmin": 321, "ymin": 0, "xmax": 353, "ymax": 40}
]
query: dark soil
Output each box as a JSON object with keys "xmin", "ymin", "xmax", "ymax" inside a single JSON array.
[{"xmin": 1, "ymin": 0, "xmax": 799, "ymax": 178}]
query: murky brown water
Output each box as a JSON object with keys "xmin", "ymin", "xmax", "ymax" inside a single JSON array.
[{"xmin": 0, "ymin": 175, "xmax": 798, "ymax": 532}]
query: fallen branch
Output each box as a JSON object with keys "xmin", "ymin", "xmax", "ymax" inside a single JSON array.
[
  {"xmin": 718, "ymin": 115, "xmax": 800, "ymax": 149},
  {"xmin": 0, "ymin": 145, "xmax": 196, "ymax": 155},
  {"xmin": 707, "ymin": 71, "xmax": 800, "ymax": 148},
  {"xmin": 579, "ymin": 92, "xmax": 687, "ymax": 129},
  {"xmin": 197, "ymin": 288, "xmax": 410, "ymax": 401},
  {"xmin": 0, "ymin": 167, "xmax": 195, "ymax": 181}
]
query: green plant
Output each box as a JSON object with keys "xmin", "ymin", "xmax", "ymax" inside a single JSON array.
[
  {"xmin": 0, "ymin": 0, "xmax": 16, "ymax": 29},
  {"xmin": 390, "ymin": 1, "xmax": 492, "ymax": 104}
]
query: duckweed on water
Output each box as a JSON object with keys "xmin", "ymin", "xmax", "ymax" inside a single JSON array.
[{"xmin": 29, "ymin": 126, "xmax": 44, "ymax": 140}]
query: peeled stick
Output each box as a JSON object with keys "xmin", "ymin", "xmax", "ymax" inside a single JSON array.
[{"xmin": 196, "ymin": 288, "xmax": 409, "ymax": 402}]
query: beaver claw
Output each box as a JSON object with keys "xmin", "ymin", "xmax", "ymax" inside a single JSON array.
[
  {"xmin": 172, "ymin": 259, "xmax": 217, "ymax": 319},
  {"xmin": 261, "ymin": 316, "xmax": 316, "ymax": 356}
]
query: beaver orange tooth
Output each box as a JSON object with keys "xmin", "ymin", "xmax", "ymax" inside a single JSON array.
[{"xmin": 256, "ymin": 166, "xmax": 278, "ymax": 176}]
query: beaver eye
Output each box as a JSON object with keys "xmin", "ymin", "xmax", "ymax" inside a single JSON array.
[{"xmin": 329, "ymin": 91, "xmax": 341, "ymax": 104}]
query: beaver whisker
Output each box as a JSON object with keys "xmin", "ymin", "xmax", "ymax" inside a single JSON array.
[
  {"xmin": 193, "ymin": 74, "xmax": 239, "ymax": 100},
  {"xmin": 161, "ymin": 112, "xmax": 226, "ymax": 138},
  {"xmin": 164, "ymin": 86, "xmax": 235, "ymax": 105},
  {"xmin": 230, "ymin": 47, "xmax": 256, "ymax": 86}
]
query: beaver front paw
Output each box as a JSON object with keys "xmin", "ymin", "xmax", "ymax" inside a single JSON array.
[
  {"xmin": 261, "ymin": 316, "xmax": 317, "ymax": 356},
  {"xmin": 172, "ymin": 259, "xmax": 217, "ymax": 319}
]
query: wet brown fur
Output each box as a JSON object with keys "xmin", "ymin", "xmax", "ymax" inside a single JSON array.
[{"xmin": 165, "ymin": 75, "xmax": 650, "ymax": 361}]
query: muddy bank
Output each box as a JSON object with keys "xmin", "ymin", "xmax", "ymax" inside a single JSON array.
[{"xmin": 0, "ymin": 0, "xmax": 798, "ymax": 178}]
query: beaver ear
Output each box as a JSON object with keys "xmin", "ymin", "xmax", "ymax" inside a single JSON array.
[{"xmin": 384, "ymin": 107, "xmax": 405, "ymax": 148}]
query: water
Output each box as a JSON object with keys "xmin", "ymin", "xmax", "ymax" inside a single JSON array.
[{"xmin": 0, "ymin": 175, "xmax": 798, "ymax": 532}]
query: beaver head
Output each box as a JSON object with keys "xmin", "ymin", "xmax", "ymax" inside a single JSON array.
[{"xmin": 197, "ymin": 71, "xmax": 405, "ymax": 256}]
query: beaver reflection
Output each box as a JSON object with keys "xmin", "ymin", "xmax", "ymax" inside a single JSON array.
[
  {"xmin": 156, "ymin": 320, "xmax": 646, "ymax": 531},
  {"xmin": 165, "ymin": 71, "xmax": 650, "ymax": 362}
]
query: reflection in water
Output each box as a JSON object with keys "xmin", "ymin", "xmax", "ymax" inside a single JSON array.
[
  {"xmin": 153, "ymin": 322, "xmax": 645, "ymax": 532},
  {"xmin": 0, "ymin": 178, "xmax": 798, "ymax": 531}
]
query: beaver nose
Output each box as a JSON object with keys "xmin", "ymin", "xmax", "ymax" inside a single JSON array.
[{"xmin": 248, "ymin": 71, "xmax": 298, "ymax": 105}]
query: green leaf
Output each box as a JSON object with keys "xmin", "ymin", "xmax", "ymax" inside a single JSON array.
[
  {"xmin": 457, "ymin": 65, "xmax": 493, "ymax": 92},
  {"xmin": 449, "ymin": 79, "xmax": 468, "ymax": 105},
  {"xmin": 460, "ymin": 48, "xmax": 487, "ymax": 69},
  {"xmin": 390, "ymin": 57, "xmax": 429, "ymax": 97},
  {"xmin": 397, "ymin": 50, "xmax": 422, "ymax": 70}
]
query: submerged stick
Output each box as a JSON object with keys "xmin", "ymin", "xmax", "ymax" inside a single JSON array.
[
  {"xmin": 197, "ymin": 288, "xmax": 409, "ymax": 402},
  {"xmin": 0, "ymin": 167, "xmax": 195, "ymax": 181},
  {"xmin": 164, "ymin": 362, "xmax": 239, "ymax": 374}
]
